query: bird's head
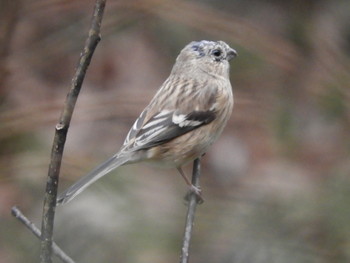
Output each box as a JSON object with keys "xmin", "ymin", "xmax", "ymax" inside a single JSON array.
[{"xmin": 172, "ymin": 40, "xmax": 237, "ymax": 78}]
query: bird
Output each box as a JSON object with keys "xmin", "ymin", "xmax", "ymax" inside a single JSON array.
[{"xmin": 57, "ymin": 40, "xmax": 237, "ymax": 205}]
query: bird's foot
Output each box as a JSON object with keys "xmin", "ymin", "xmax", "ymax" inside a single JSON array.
[{"xmin": 185, "ymin": 185, "xmax": 204, "ymax": 204}]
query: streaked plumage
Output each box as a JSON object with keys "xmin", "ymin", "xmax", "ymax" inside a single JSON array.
[{"xmin": 57, "ymin": 40, "xmax": 237, "ymax": 204}]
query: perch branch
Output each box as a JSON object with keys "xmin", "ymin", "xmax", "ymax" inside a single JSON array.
[
  {"xmin": 11, "ymin": 206, "xmax": 75, "ymax": 263},
  {"xmin": 180, "ymin": 158, "xmax": 202, "ymax": 263},
  {"xmin": 39, "ymin": 1, "xmax": 106, "ymax": 262}
]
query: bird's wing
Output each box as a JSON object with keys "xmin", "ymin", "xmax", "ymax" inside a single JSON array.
[
  {"xmin": 129, "ymin": 109, "xmax": 216, "ymax": 151},
  {"xmin": 122, "ymin": 106, "xmax": 149, "ymax": 148},
  {"xmin": 121, "ymin": 76, "xmax": 220, "ymax": 152}
]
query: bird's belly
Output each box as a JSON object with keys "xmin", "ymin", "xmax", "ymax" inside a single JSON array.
[{"xmin": 144, "ymin": 122, "xmax": 225, "ymax": 168}]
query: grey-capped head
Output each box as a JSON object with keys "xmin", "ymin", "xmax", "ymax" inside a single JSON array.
[
  {"xmin": 172, "ymin": 40, "xmax": 237, "ymax": 78},
  {"xmin": 189, "ymin": 40, "xmax": 237, "ymax": 61}
]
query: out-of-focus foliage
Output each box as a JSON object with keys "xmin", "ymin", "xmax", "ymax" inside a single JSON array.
[{"xmin": 1, "ymin": 0, "xmax": 350, "ymax": 262}]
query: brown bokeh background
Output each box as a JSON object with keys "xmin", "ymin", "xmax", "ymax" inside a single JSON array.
[{"xmin": 1, "ymin": 0, "xmax": 350, "ymax": 262}]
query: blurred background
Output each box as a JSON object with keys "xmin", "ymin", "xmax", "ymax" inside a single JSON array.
[{"xmin": 1, "ymin": 0, "xmax": 350, "ymax": 262}]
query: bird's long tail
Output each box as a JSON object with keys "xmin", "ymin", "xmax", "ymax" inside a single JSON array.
[{"xmin": 57, "ymin": 154, "xmax": 130, "ymax": 205}]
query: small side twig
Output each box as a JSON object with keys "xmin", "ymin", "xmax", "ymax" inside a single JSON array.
[
  {"xmin": 11, "ymin": 206, "xmax": 75, "ymax": 263},
  {"xmin": 180, "ymin": 158, "xmax": 202, "ymax": 263},
  {"xmin": 39, "ymin": 1, "xmax": 107, "ymax": 263}
]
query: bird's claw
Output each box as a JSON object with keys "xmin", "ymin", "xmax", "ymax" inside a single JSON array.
[{"xmin": 185, "ymin": 185, "xmax": 204, "ymax": 204}]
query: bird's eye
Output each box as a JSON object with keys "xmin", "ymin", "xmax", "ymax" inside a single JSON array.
[{"xmin": 212, "ymin": 49, "xmax": 222, "ymax": 57}]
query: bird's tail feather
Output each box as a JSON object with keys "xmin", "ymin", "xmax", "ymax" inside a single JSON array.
[{"xmin": 57, "ymin": 154, "xmax": 130, "ymax": 205}]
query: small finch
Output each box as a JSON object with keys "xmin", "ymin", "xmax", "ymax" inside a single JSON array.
[{"xmin": 57, "ymin": 40, "xmax": 237, "ymax": 204}]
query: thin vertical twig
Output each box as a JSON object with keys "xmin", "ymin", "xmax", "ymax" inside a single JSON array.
[
  {"xmin": 39, "ymin": 1, "xmax": 107, "ymax": 262},
  {"xmin": 180, "ymin": 158, "xmax": 202, "ymax": 263}
]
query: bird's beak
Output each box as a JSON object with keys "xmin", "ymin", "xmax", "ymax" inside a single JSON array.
[{"xmin": 227, "ymin": 48, "xmax": 238, "ymax": 61}]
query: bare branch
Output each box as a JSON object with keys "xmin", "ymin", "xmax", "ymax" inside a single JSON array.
[
  {"xmin": 180, "ymin": 158, "xmax": 202, "ymax": 263},
  {"xmin": 39, "ymin": 1, "xmax": 107, "ymax": 262},
  {"xmin": 11, "ymin": 206, "xmax": 75, "ymax": 263}
]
